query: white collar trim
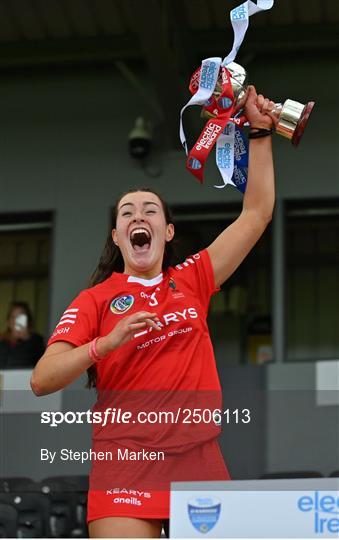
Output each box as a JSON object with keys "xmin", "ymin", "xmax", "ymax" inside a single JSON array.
[{"xmin": 127, "ymin": 273, "xmax": 163, "ymax": 287}]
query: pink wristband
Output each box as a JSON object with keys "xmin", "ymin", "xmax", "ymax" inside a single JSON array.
[{"xmin": 88, "ymin": 337, "xmax": 105, "ymax": 363}]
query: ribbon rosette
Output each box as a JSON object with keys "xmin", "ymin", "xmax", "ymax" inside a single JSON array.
[
  {"xmin": 186, "ymin": 66, "xmax": 236, "ymax": 184},
  {"xmin": 179, "ymin": 0, "xmax": 274, "ymax": 191}
]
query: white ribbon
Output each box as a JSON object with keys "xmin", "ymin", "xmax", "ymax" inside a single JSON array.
[
  {"xmin": 179, "ymin": 57, "xmax": 222, "ymax": 155},
  {"xmin": 215, "ymin": 0, "xmax": 274, "ymax": 187},
  {"xmin": 222, "ymin": 0, "xmax": 274, "ymax": 67},
  {"xmin": 215, "ymin": 122, "xmax": 236, "ymax": 189}
]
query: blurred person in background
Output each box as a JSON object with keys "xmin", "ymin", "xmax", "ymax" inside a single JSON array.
[{"xmin": 0, "ymin": 301, "xmax": 45, "ymax": 369}]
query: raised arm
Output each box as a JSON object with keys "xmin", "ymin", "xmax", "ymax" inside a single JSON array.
[
  {"xmin": 207, "ymin": 85, "xmax": 276, "ymax": 287},
  {"xmin": 30, "ymin": 311, "xmax": 160, "ymax": 396}
]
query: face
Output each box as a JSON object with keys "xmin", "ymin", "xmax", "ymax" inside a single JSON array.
[
  {"xmin": 8, "ymin": 307, "xmax": 26, "ymax": 332},
  {"xmin": 112, "ymin": 191, "xmax": 174, "ymax": 277}
]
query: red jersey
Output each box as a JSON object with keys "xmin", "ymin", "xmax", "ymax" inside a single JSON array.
[
  {"xmin": 49, "ymin": 249, "xmax": 222, "ymax": 453},
  {"xmin": 48, "ymin": 250, "xmax": 230, "ymax": 520},
  {"xmin": 48, "ymin": 249, "xmax": 220, "ymax": 393}
]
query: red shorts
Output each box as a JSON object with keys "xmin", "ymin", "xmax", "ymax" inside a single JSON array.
[{"xmin": 87, "ymin": 439, "xmax": 230, "ymax": 522}]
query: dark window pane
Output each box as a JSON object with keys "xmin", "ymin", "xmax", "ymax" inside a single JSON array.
[
  {"xmin": 285, "ymin": 200, "xmax": 339, "ymax": 362},
  {"xmin": 172, "ymin": 204, "xmax": 272, "ymax": 366}
]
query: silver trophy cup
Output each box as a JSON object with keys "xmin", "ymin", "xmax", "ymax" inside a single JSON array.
[{"xmin": 204, "ymin": 62, "xmax": 315, "ymax": 147}]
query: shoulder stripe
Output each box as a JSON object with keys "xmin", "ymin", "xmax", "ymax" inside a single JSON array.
[{"xmin": 56, "ymin": 319, "xmax": 76, "ymax": 327}]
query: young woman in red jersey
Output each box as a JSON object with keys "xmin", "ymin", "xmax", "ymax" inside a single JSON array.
[{"xmin": 31, "ymin": 86, "xmax": 276, "ymax": 538}]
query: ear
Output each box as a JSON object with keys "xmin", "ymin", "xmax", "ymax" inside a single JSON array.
[
  {"xmin": 112, "ymin": 229, "xmax": 119, "ymax": 246},
  {"xmin": 165, "ymin": 223, "xmax": 175, "ymax": 243}
]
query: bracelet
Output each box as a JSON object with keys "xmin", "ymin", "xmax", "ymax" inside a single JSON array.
[
  {"xmin": 88, "ymin": 337, "xmax": 106, "ymax": 363},
  {"xmin": 248, "ymin": 128, "xmax": 273, "ymax": 139}
]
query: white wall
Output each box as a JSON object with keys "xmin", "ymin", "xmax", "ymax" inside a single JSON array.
[{"xmin": 266, "ymin": 362, "xmax": 339, "ymax": 476}]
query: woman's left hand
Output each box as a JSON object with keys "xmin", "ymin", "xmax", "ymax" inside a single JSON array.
[{"xmin": 244, "ymin": 85, "xmax": 278, "ymax": 130}]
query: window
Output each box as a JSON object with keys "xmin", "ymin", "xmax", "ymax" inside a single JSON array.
[
  {"xmin": 172, "ymin": 204, "xmax": 272, "ymax": 366},
  {"xmin": 0, "ymin": 213, "xmax": 52, "ymax": 338},
  {"xmin": 285, "ymin": 200, "xmax": 339, "ymax": 362}
]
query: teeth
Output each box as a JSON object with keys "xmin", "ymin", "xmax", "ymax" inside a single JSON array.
[{"xmin": 130, "ymin": 228, "xmax": 150, "ymax": 239}]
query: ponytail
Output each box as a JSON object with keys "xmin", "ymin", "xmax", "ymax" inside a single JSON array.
[{"xmin": 89, "ymin": 235, "xmax": 124, "ymax": 287}]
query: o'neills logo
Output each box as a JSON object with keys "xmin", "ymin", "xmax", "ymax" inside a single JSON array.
[{"xmin": 196, "ymin": 123, "xmax": 222, "ymax": 151}]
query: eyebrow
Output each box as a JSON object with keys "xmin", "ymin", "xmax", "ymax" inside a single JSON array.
[{"xmin": 119, "ymin": 201, "xmax": 160, "ymax": 211}]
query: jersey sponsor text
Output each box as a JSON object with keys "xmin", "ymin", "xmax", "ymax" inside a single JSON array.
[{"xmin": 51, "ymin": 326, "xmax": 70, "ymax": 339}]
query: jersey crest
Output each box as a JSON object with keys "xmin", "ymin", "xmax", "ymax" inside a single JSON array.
[{"xmin": 110, "ymin": 295, "xmax": 134, "ymax": 314}]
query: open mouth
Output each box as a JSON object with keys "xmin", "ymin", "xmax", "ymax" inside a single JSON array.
[{"xmin": 130, "ymin": 228, "xmax": 152, "ymax": 252}]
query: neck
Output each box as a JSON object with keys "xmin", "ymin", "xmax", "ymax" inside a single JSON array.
[
  {"xmin": 123, "ymin": 264, "xmax": 162, "ymax": 280},
  {"xmin": 124, "ymin": 264, "xmax": 162, "ymax": 279}
]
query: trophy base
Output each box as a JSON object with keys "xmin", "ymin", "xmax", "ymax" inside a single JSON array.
[{"xmin": 292, "ymin": 101, "xmax": 315, "ymax": 147}]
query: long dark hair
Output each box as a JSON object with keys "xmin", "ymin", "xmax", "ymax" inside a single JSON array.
[{"xmin": 87, "ymin": 188, "xmax": 175, "ymax": 388}]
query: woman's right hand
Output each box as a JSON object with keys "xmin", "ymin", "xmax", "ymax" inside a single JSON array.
[
  {"xmin": 244, "ymin": 85, "xmax": 277, "ymax": 130},
  {"xmin": 98, "ymin": 311, "xmax": 161, "ymax": 355}
]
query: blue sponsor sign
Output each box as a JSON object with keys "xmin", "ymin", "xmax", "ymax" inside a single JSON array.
[
  {"xmin": 188, "ymin": 497, "xmax": 221, "ymax": 534},
  {"xmin": 298, "ymin": 491, "xmax": 339, "ymax": 535}
]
